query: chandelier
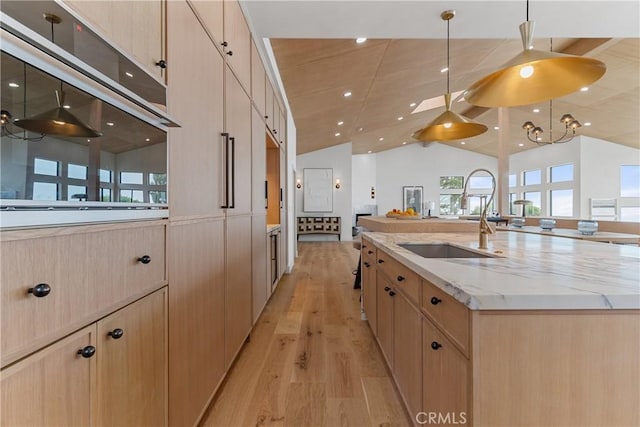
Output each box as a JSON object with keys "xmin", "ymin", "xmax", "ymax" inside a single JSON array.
[{"xmin": 522, "ymin": 100, "xmax": 581, "ymax": 146}]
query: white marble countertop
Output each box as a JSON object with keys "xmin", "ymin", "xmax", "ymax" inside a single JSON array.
[
  {"xmin": 364, "ymin": 231, "xmax": 640, "ymax": 310},
  {"xmin": 499, "ymin": 225, "xmax": 640, "ymax": 244},
  {"xmin": 267, "ymin": 224, "xmax": 281, "ymax": 233}
]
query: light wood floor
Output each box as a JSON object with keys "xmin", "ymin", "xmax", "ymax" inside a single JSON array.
[{"xmin": 201, "ymin": 241, "xmax": 412, "ymax": 427}]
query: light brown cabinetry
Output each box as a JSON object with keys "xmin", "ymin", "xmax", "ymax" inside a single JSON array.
[
  {"xmin": 394, "ymin": 291, "xmax": 423, "ymax": 419},
  {"xmin": 265, "ymin": 81, "xmax": 275, "ymax": 132},
  {"xmin": 65, "ymin": 0, "xmax": 165, "ymax": 81},
  {"xmin": 361, "ymin": 239, "xmax": 377, "ymax": 334},
  {"xmin": 222, "ymin": 0, "xmax": 251, "ymax": 93},
  {"xmin": 168, "ymin": 219, "xmax": 225, "ymax": 427},
  {"xmin": 251, "ymin": 39, "xmax": 267, "ymax": 119},
  {"xmin": 167, "ymin": 0, "xmax": 225, "ymax": 219},
  {"xmin": 252, "ymin": 215, "xmax": 269, "ymax": 322},
  {"xmin": 1, "ymin": 325, "xmax": 95, "ymax": 427},
  {"xmin": 1, "ymin": 288, "xmax": 167, "ymax": 427},
  {"xmin": 189, "ymin": 0, "xmax": 223, "ymax": 46},
  {"xmin": 375, "ymin": 271, "xmax": 394, "ymax": 368},
  {"xmin": 251, "ymin": 106, "xmax": 267, "ymax": 213},
  {"xmin": 225, "ymin": 215, "xmax": 253, "ymax": 369}
]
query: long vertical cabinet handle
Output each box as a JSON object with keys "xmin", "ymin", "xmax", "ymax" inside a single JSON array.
[
  {"xmin": 221, "ymin": 132, "xmax": 230, "ymax": 208},
  {"xmin": 229, "ymin": 136, "xmax": 236, "ymax": 209},
  {"xmin": 265, "ymin": 180, "xmax": 269, "ymax": 209}
]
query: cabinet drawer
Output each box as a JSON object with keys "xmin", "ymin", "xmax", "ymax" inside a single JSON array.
[
  {"xmin": 421, "ymin": 279, "xmax": 469, "ymax": 356},
  {"xmin": 1, "ymin": 234, "xmax": 91, "ymax": 366},
  {"xmin": 377, "ymin": 251, "xmax": 420, "ymax": 304},
  {"xmin": 361, "ymin": 239, "xmax": 376, "ymax": 266},
  {"xmin": 88, "ymin": 224, "xmax": 166, "ymax": 313}
]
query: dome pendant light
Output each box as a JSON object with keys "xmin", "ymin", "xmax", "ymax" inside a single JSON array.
[
  {"xmin": 413, "ymin": 10, "xmax": 487, "ymax": 142},
  {"xmin": 464, "ymin": 0, "xmax": 606, "ymax": 107}
]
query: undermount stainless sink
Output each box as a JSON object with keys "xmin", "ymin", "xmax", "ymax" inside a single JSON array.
[{"xmin": 398, "ymin": 243, "xmax": 494, "ymax": 259}]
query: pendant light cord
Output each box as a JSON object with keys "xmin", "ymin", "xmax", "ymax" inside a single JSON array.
[
  {"xmin": 446, "ymin": 16, "xmax": 450, "ymax": 94},
  {"xmin": 526, "ymin": 0, "xmax": 529, "ymax": 21}
]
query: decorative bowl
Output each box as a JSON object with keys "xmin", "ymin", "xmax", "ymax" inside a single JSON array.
[
  {"xmin": 577, "ymin": 220, "xmax": 598, "ymax": 235},
  {"xmin": 539, "ymin": 218, "xmax": 556, "ymax": 231},
  {"xmin": 511, "ymin": 217, "xmax": 526, "ymax": 228}
]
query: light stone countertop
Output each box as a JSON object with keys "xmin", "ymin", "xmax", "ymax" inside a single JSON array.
[
  {"xmin": 267, "ymin": 224, "xmax": 281, "ymax": 233},
  {"xmin": 364, "ymin": 231, "xmax": 640, "ymax": 311}
]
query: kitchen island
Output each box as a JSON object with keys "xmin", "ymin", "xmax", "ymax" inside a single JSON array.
[
  {"xmin": 360, "ymin": 231, "xmax": 639, "ymax": 426},
  {"xmin": 358, "ymin": 216, "xmax": 490, "ymax": 233}
]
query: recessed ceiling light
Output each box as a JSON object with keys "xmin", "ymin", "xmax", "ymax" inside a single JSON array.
[
  {"xmin": 494, "ymin": 126, "xmax": 500, "ymax": 130},
  {"xmin": 87, "ymin": 139, "xmax": 91, "ymax": 142},
  {"xmin": 145, "ymin": 138, "xmax": 150, "ymax": 142},
  {"xmin": 125, "ymin": 72, "xmax": 134, "ymax": 78},
  {"xmin": 63, "ymin": 105, "xmax": 71, "ymax": 109},
  {"xmin": 367, "ymin": 150, "xmax": 372, "ymax": 154},
  {"xmin": 343, "ymin": 91, "xmax": 352, "ymax": 97},
  {"xmin": 335, "ymin": 132, "xmax": 341, "ymax": 137},
  {"xmin": 584, "ymin": 122, "xmax": 592, "ymax": 126},
  {"xmin": 460, "ymin": 141, "xmax": 466, "ymax": 145},
  {"xmin": 397, "ymin": 116, "xmax": 403, "ymax": 121},
  {"xmin": 337, "ymin": 121, "xmax": 344, "ymax": 126},
  {"xmin": 378, "ymin": 137, "xmax": 384, "ymax": 141},
  {"xmin": 106, "ymin": 122, "xmax": 114, "ymax": 126},
  {"xmin": 402, "ymin": 141, "xmax": 407, "ymax": 145},
  {"xmin": 358, "ymin": 127, "xmax": 363, "ymax": 132},
  {"xmin": 533, "ymin": 108, "xmax": 540, "ymax": 113},
  {"xmin": 440, "ymin": 67, "xmax": 448, "ymax": 73},
  {"xmin": 8, "ymin": 82, "xmax": 19, "ymax": 88},
  {"xmin": 409, "ymin": 102, "xmax": 417, "ymax": 108},
  {"xmin": 518, "ymin": 143, "xmax": 524, "ymax": 147},
  {"xmin": 580, "ymin": 86, "xmax": 589, "ymax": 92},
  {"xmin": 355, "ymin": 37, "xmax": 367, "ymax": 44}
]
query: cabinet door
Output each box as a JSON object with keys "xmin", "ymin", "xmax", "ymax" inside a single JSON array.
[
  {"xmin": 223, "ymin": 0, "xmax": 251, "ymax": 92},
  {"xmin": 251, "ymin": 39, "xmax": 266, "ymax": 118},
  {"xmin": 252, "ymin": 215, "xmax": 268, "ymax": 323},
  {"xmin": 66, "ymin": 0, "xmax": 164, "ymax": 81},
  {"xmin": 167, "ymin": 0, "xmax": 224, "ymax": 218},
  {"xmin": 251, "ymin": 106, "xmax": 267, "ymax": 214},
  {"xmin": 225, "ymin": 215, "xmax": 253, "ymax": 369},
  {"xmin": 422, "ymin": 318, "xmax": 468, "ymax": 419},
  {"xmin": 362, "ymin": 259, "xmax": 377, "ymax": 335},
  {"xmin": 225, "ymin": 67, "xmax": 252, "ymax": 215},
  {"xmin": 1, "ymin": 234, "xmax": 89, "ymax": 366},
  {"xmin": 279, "ymin": 106, "xmax": 287, "ymax": 147},
  {"xmin": 376, "ymin": 271, "xmax": 394, "ymax": 368},
  {"xmin": 1, "ymin": 325, "xmax": 96, "ymax": 426},
  {"xmin": 168, "ymin": 220, "xmax": 225, "ymax": 427},
  {"xmin": 393, "ymin": 293, "xmax": 422, "ymax": 418},
  {"xmin": 96, "ymin": 288, "xmax": 167, "ymax": 427},
  {"xmin": 265, "ymin": 81, "xmax": 274, "ymax": 131},
  {"xmin": 190, "ymin": 0, "xmax": 223, "ymax": 46}
]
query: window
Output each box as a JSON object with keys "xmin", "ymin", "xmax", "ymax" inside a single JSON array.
[
  {"xmin": 33, "ymin": 182, "xmax": 58, "ymax": 200},
  {"xmin": 550, "ymin": 164, "xmax": 573, "ymax": 183},
  {"xmin": 439, "ymin": 176, "xmax": 463, "ymax": 190},
  {"xmin": 120, "ymin": 172, "xmax": 144, "ymax": 185},
  {"xmin": 524, "ymin": 191, "xmax": 541, "ymax": 216},
  {"xmin": 149, "ymin": 190, "xmax": 167, "ymax": 204},
  {"xmin": 119, "ymin": 189, "xmax": 144, "ymax": 203},
  {"xmin": 34, "ymin": 158, "xmax": 59, "ymax": 176},
  {"xmin": 509, "ymin": 174, "xmax": 516, "ymax": 187},
  {"xmin": 100, "ymin": 169, "xmax": 112, "ymax": 183},
  {"xmin": 149, "ymin": 173, "xmax": 167, "ymax": 185},
  {"xmin": 620, "ymin": 207, "xmax": 640, "ymax": 222},
  {"xmin": 621, "ymin": 165, "xmax": 640, "ymax": 197},
  {"xmin": 68, "ymin": 185, "xmax": 87, "ymax": 201},
  {"xmin": 439, "ymin": 194, "xmax": 462, "ymax": 216},
  {"xmin": 469, "ymin": 176, "xmax": 493, "ymax": 189},
  {"xmin": 550, "ymin": 189, "xmax": 573, "ymax": 217},
  {"xmin": 68, "ymin": 164, "xmax": 87, "ymax": 180},
  {"xmin": 523, "ymin": 169, "xmax": 541, "ymax": 186},
  {"xmin": 509, "ymin": 193, "xmax": 517, "ymax": 215},
  {"xmin": 100, "ymin": 188, "xmax": 112, "ymax": 202},
  {"xmin": 466, "ymin": 196, "xmax": 494, "ymax": 215}
]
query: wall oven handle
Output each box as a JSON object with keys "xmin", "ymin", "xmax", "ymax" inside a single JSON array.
[
  {"xmin": 229, "ymin": 136, "xmax": 235, "ymax": 209},
  {"xmin": 220, "ymin": 132, "xmax": 230, "ymax": 208}
]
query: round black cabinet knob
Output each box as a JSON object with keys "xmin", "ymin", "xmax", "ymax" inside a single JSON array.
[
  {"xmin": 389, "ymin": 291, "xmax": 396, "ymax": 297},
  {"xmin": 384, "ymin": 286, "xmax": 391, "ymax": 292},
  {"xmin": 368, "ymin": 250, "xmax": 373, "ymax": 254},
  {"xmin": 108, "ymin": 328, "xmax": 124, "ymax": 340},
  {"xmin": 138, "ymin": 255, "xmax": 151, "ymax": 264},
  {"xmin": 431, "ymin": 341, "xmax": 442, "ymax": 350},
  {"xmin": 397, "ymin": 275, "xmax": 405, "ymax": 282},
  {"xmin": 430, "ymin": 296, "xmax": 442, "ymax": 305},
  {"xmin": 377, "ymin": 259, "xmax": 384, "ymax": 264},
  {"xmin": 28, "ymin": 283, "xmax": 51, "ymax": 298},
  {"xmin": 273, "ymin": 129, "xmax": 277, "ymax": 134},
  {"xmin": 364, "ymin": 262, "xmax": 370, "ymax": 268},
  {"xmin": 226, "ymin": 51, "xmax": 233, "ymax": 56},
  {"xmin": 221, "ymin": 41, "xmax": 229, "ymax": 47},
  {"xmin": 77, "ymin": 346, "xmax": 96, "ymax": 358},
  {"xmin": 155, "ymin": 59, "xmax": 167, "ymax": 69},
  {"xmin": 265, "ymin": 115, "xmax": 269, "ymax": 119}
]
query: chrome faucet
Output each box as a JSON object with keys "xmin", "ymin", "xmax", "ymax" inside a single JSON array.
[{"xmin": 461, "ymin": 168, "xmax": 496, "ymax": 249}]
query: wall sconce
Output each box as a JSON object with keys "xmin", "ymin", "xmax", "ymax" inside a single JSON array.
[
  {"xmin": 335, "ymin": 179, "xmax": 341, "ymax": 189},
  {"xmin": 296, "ymin": 179, "xmax": 302, "ymax": 189}
]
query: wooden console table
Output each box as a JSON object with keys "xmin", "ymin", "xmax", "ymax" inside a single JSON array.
[{"xmin": 297, "ymin": 216, "xmax": 341, "ymax": 240}]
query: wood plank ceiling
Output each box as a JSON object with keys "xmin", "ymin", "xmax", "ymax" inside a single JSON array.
[{"xmin": 271, "ymin": 37, "xmax": 639, "ymax": 157}]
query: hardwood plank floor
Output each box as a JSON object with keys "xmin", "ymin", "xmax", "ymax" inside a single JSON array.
[{"xmin": 201, "ymin": 242, "xmax": 412, "ymax": 427}]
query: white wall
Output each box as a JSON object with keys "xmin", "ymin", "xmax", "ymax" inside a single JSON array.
[
  {"xmin": 580, "ymin": 136, "xmax": 640, "ymax": 220},
  {"xmin": 286, "ymin": 110, "xmax": 297, "ymax": 269},
  {"xmin": 352, "ymin": 153, "xmax": 377, "ymax": 218},
  {"xmin": 296, "ymin": 142, "xmax": 353, "ymax": 241},
  {"xmin": 374, "ymin": 143, "xmax": 497, "ymax": 216}
]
